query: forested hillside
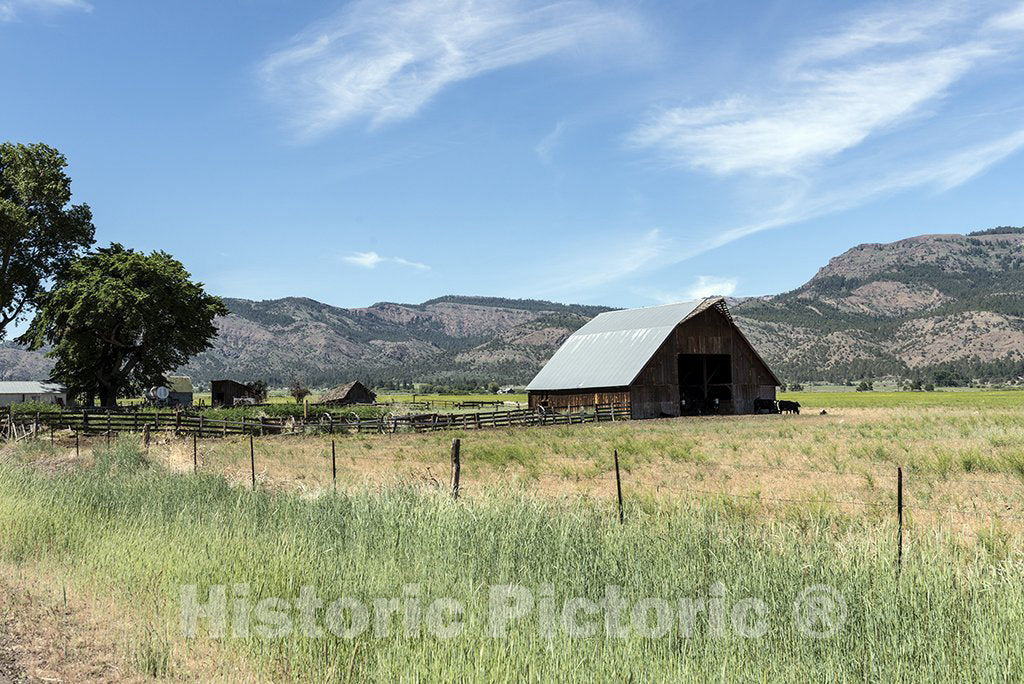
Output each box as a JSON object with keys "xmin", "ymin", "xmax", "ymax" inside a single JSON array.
[{"xmin": 4, "ymin": 229, "xmax": 1024, "ymax": 388}]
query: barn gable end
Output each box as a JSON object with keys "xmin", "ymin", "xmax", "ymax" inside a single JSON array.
[{"xmin": 527, "ymin": 298, "xmax": 778, "ymax": 418}]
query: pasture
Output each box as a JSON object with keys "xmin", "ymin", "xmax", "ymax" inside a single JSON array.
[{"xmin": 1, "ymin": 390, "xmax": 1023, "ymax": 680}]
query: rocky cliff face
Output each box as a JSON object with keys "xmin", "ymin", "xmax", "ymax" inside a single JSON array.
[
  {"xmin": 5, "ymin": 229, "xmax": 1024, "ymax": 386},
  {"xmin": 730, "ymin": 229, "xmax": 1024, "ymax": 382}
]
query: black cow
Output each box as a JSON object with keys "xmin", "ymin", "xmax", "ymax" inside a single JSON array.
[
  {"xmin": 753, "ymin": 398, "xmax": 779, "ymax": 414},
  {"xmin": 778, "ymin": 400, "xmax": 801, "ymax": 414}
]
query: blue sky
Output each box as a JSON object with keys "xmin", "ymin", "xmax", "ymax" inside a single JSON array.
[{"xmin": 3, "ymin": 0, "xmax": 1024, "ymax": 315}]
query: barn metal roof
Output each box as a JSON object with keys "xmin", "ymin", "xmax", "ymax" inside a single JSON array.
[
  {"xmin": 0, "ymin": 381, "xmax": 66, "ymax": 395},
  {"xmin": 526, "ymin": 298, "xmax": 719, "ymax": 391}
]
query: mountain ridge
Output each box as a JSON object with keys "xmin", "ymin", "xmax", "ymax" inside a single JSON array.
[{"xmin": 4, "ymin": 228, "xmax": 1024, "ymax": 388}]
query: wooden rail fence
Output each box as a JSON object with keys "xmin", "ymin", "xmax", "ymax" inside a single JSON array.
[{"xmin": 4, "ymin": 402, "xmax": 631, "ymax": 441}]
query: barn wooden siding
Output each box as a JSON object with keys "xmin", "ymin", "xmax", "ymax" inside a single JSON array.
[
  {"xmin": 527, "ymin": 305, "xmax": 776, "ymax": 419},
  {"xmin": 628, "ymin": 306, "xmax": 776, "ymax": 418},
  {"xmin": 528, "ymin": 388, "xmax": 630, "ymax": 412}
]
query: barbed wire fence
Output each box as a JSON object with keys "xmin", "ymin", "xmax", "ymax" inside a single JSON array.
[{"xmin": 5, "ymin": 404, "xmax": 1023, "ymax": 573}]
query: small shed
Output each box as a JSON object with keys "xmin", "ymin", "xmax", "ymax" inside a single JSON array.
[
  {"xmin": 211, "ymin": 379, "xmax": 254, "ymax": 407},
  {"xmin": 527, "ymin": 298, "xmax": 779, "ymax": 418},
  {"xmin": 0, "ymin": 381, "xmax": 67, "ymax": 408},
  {"xmin": 317, "ymin": 381, "xmax": 376, "ymax": 406},
  {"xmin": 166, "ymin": 376, "xmax": 194, "ymax": 407}
]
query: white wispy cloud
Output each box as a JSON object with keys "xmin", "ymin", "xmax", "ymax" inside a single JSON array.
[
  {"xmin": 987, "ymin": 2, "xmax": 1024, "ymax": 31},
  {"xmin": 629, "ymin": 1, "xmax": 1001, "ymax": 178},
  {"xmin": 0, "ymin": 0, "xmax": 90, "ymax": 21},
  {"xmin": 536, "ymin": 228, "xmax": 672, "ymax": 295},
  {"xmin": 638, "ymin": 276, "xmax": 739, "ymax": 305},
  {"xmin": 683, "ymin": 275, "xmax": 737, "ymax": 300},
  {"xmin": 535, "ymin": 120, "xmax": 568, "ymax": 163},
  {"xmin": 259, "ymin": 0, "xmax": 644, "ymax": 139},
  {"xmin": 343, "ymin": 251, "xmax": 429, "ymax": 271},
  {"xmin": 626, "ymin": 1, "xmax": 1024, "ymax": 270}
]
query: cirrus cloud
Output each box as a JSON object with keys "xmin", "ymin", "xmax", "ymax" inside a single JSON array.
[
  {"xmin": 259, "ymin": 0, "xmax": 645, "ymax": 139},
  {"xmin": 343, "ymin": 251, "xmax": 430, "ymax": 271},
  {"xmin": 0, "ymin": 0, "xmax": 90, "ymax": 21},
  {"xmin": 627, "ymin": 0, "xmax": 1024, "ymax": 270}
]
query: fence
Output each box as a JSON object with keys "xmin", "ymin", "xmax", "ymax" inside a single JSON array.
[
  {"xmin": 0, "ymin": 413, "xmax": 38, "ymax": 442},
  {"xmin": 376, "ymin": 398, "xmax": 515, "ymax": 411},
  {"xmin": 6, "ymin": 405, "xmax": 1022, "ymax": 565},
  {"xmin": 4, "ymin": 402, "xmax": 631, "ymax": 441}
]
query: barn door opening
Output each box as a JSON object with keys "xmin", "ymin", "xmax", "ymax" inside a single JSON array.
[{"xmin": 678, "ymin": 354, "xmax": 732, "ymax": 414}]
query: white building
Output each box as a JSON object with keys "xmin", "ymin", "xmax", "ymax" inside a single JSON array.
[{"xmin": 0, "ymin": 381, "xmax": 67, "ymax": 408}]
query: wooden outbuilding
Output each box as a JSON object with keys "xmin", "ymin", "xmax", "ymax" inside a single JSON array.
[
  {"xmin": 166, "ymin": 376, "xmax": 194, "ymax": 408},
  {"xmin": 0, "ymin": 381, "xmax": 67, "ymax": 408},
  {"xmin": 526, "ymin": 298, "xmax": 779, "ymax": 418},
  {"xmin": 211, "ymin": 379, "xmax": 255, "ymax": 407},
  {"xmin": 317, "ymin": 381, "xmax": 376, "ymax": 406}
]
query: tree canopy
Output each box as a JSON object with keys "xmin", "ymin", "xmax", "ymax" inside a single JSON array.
[
  {"xmin": 0, "ymin": 142, "xmax": 95, "ymax": 339},
  {"xmin": 21, "ymin": 244, "xmax": 227, "ymax": 406}
]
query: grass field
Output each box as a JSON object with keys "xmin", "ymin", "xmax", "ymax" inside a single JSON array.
[
  {"xmin": 2, "ymin": 391, "xmax": 1023, "ymax": 679},
  {"xmin": 781, "ymin": 388, "xmax": 1024, "ymax": 409}
]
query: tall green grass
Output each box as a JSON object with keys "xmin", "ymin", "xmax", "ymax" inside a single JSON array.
[{"xmin": 0, "ymin": 440, "xmax": 1021, "ymax": 680}]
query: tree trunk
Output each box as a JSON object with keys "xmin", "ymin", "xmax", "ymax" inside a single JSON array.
[{"xmin": 99, "ymin": 386, "xmax": 118, "ymax": 408}]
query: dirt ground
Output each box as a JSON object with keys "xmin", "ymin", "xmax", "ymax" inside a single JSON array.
[{"xmin": 0, "ymin": 566, "xmax": 134, "ymax": 683}]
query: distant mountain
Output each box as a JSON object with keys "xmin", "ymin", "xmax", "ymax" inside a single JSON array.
[
  {"xmin": 731, "ymin": 229, "xmax": 1024, "ymax": 384},
  {"xmin": 4, "ymin": 229, "xmax": 1024, "ymax": 387},
  {"xmin": 174, "ymin": 295, "xmax": 610, "ymax": 387}
]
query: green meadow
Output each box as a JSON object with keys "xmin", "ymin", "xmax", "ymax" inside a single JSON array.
[{"xmin": 1, "ymin": 428, "xmax": 1023, "ymax": 680}]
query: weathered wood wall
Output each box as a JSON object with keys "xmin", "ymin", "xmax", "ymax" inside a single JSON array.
[
  {"xmin": 528, "ymin": 388, "xmax": 631, "ymax": 411},
  {"xmin": 629, "ymin": 307, "xmax": 776, "ymax": 418}
]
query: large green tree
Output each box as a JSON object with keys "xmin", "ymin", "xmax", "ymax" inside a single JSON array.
[
  {"xmin": 0, "ymin": 142, "xmax": 95, "ymax": 339},
  {"xmin": 21, "ymin": 244, "xmax": 228, "ymax": 406}
]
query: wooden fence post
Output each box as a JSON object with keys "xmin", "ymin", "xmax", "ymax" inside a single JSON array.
[
  {"xmin": 75, "ymin": 433, "xmax": 80, "ymax": 459},
  {"xmin": 450, "ymin": 438, "xmax": 461, "ymax": 499},
  {"xmin": 331, "ymin": 440, "xmax": 337, "ymax": 491},
  {"xmin": 193, "ymin": 432, "xmax": 198, "ymax": 473},
  {"xmin": 143, "ymin": 425, "xmax": 150, "ymax": 452},
  {"xmin": 897, "ymin": 465, "xmax": 903, "ymax": 573},
  {"xmin": 614, "ymin": 449, "xmax": 624, "ymax": 524},
  {"xmin": 250, "ymin": 435, "xmax": 256, "ymax": 490}
]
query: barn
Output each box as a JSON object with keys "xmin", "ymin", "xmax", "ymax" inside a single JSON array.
[
  {"xmin": 0, "ymin": 381, "xmax": 67, "ymax": 408},
  {"xmin": 211, "ymin": 379, "xmax": 254, "ymax": 407},
  {"xmin": 526, "ymin": 297, "xmax": 779, "ymax": 418},
  {"xmin": 317, "ymin": 381, "xmax": 376, "ymax": 406},
  {"xmin": 166, "ymin": 376, "xmax": 194, "ymax": 407}
]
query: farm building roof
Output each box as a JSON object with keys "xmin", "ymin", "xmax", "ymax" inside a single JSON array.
[
  {"xmin": 166, "ymin": 376, "xmax": 194, "ymax": 394},
  {"xmin": 317, "ymin": 381, "xmax": 375, "ymax": 404},
  {"xmin": 0, "ymin": 378, "xmax": 65, "ymax": 395},
  {"xmin": 526, "ymin": 298, "xmax": 727, "ymax": 391},
  {"xmin": 0, "ymin": 381, "xmax": 66, "ymax": 395}
]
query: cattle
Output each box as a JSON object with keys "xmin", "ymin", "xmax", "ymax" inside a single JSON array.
[
  {"xmin": 681, "ymin": 397, "xmax": 721, "ymax": 416},
  {"xmin": 778, "ymin": 400, "xmax": 801, "ymax": 414},
  {"xmin": 753, "ymin": 398, "xmax": 779, "ymax": 414}
]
